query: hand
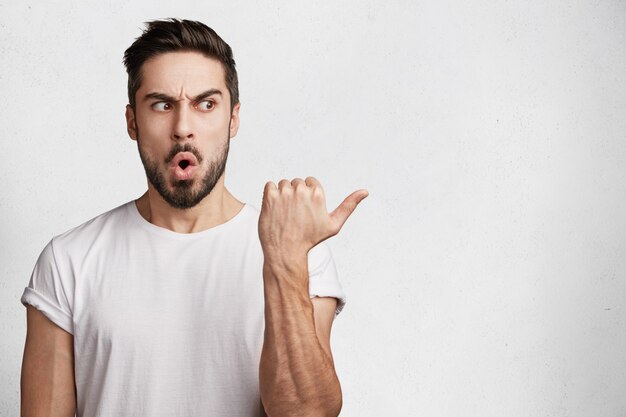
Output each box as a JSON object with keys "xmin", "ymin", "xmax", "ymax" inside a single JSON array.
[{"xmin": 258, "ymin": 176, "xmax": 368, "ymax": 264}]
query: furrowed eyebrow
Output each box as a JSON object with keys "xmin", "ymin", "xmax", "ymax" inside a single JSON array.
[
  {"xmin": 192, "ymin": 89, "xmax": 223, "ymax": 102},
  {"xmin": 143, "ymin": 89, "xmax": 223, "ymax": 102},
  {"xmin": 144, "ymin": 92, "xmax": 175, "ymax": 102}
]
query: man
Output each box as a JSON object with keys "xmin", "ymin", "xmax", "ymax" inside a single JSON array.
[{"xmin": 19, "ymin": 18, "xmax": 367, "ymax": 417}]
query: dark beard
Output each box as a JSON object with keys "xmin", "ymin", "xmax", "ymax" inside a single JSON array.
[{"xmin": 136, "ymin": 132, "xmax": 230, "ymax": 210}]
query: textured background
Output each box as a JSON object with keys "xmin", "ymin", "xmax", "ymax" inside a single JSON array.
[{"xmin": 2, "ymin": 1, "xmax": 626, "ymax": 416}]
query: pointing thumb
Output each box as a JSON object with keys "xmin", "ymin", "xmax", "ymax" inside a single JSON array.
[{"xmin": 329, "ymin": 189, "xmax": 369, "ymax": 233}]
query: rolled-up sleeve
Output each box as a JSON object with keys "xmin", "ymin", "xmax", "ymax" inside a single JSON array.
[
  {"xmin": 307, "ymin": 242, "xmax": 347, "ymax": 317},
  {"xmin": 21, "ymin": 239, "xmax": 74, "ymax": 335}
]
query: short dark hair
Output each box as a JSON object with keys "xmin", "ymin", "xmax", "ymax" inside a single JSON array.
[{"xmin": 123, "ymin": 18, "xmax": 239, "ymax": 111}]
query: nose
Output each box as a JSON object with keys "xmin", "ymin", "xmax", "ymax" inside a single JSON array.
[{"xmin": 172, "ymin": 105, "xmax": 194, "ymax": 141}]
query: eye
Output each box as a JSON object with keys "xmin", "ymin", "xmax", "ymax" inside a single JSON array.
[
  {"xmin": 152, "ymin": 102, "xmax": 172, "ymax": 112},
  {"xmin": 196, "ymin": 100, "xmax": 215, "ymax": 111},
  {"xmin": 153, "ymin": 102, "xmax": 171, "ymax": 111}
]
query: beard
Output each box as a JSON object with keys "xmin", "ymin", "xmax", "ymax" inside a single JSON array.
[{"xmin": 136, "ymin": 130, "xmax": 230, "ymax": 210}]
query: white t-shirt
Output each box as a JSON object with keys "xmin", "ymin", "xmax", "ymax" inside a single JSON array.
[{"xmin": 21, "ymin": 200, "xmax": 346, "ymax": 417}]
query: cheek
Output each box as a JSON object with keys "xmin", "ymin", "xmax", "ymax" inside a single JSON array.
[
  {"xmin": 136, "ymin": 129, "xmax": 168, "ymax": 160},
  {"xmin": 197, "ymin": 115, "xmax": 229, "ymax": 135},
  {"xmin": 138, "ymin": 115, "xmax": 168, "ymax": 137}
]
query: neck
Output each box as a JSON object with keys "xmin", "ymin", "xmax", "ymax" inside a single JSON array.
[{"xmin": 134, "ymin": 176, "xmax": 244, "ymax": 234}]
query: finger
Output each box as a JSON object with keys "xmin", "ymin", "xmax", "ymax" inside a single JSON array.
[
  {"xmin": 263, "ymin": 181, "xmax": 277, "ymax": 195},
  {"xmin": 305, "ymin": 176, "xmax": 326, "ymax": 202},
  {"xmin": 329, "ymin": 189, "xmax": 369, "ymax": 232},
  {"xmin": 291, "ymin": 177, "xmax": 305, "ymax": 189},
  {"xmin": 304, "ymin": 176, "xmax": 321, "ymax": 188},
  {"xmin": 262, "ymin": 181, "xmax": 278, "ymax": 206},
  {"xmin": 278, "ymin": 179, "xmax": 292, "ymax": 191}
]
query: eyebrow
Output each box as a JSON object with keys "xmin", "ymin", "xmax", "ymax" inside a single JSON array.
[{"xmin": 143, "ymin": 89, "xmax": 223, "ymax": 102}]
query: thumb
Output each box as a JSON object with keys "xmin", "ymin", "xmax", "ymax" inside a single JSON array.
[{"xmin": 329, "ymin": 189, "xmax": 369, "ymax": 233}]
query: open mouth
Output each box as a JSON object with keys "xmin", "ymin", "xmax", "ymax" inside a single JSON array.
[
  {"xmin": 170, "ymin": 152, "xmax": 199, "ymax": 180},
  {"xmin": 171, "ymin": 152, "xmax": 199, "ymax": 169}
]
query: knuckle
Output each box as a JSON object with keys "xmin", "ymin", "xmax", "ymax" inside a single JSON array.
[
  {"xmin": 263, "ymin": 181, "xmax": 276, "ymax": 191},
  {"xmin": 312, "ymin": 186, "xmax": 324, "ymax": 199}
]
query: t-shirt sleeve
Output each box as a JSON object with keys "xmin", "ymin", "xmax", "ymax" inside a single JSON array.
[
  {"xmin": 307, "ymin": 242, "xmax": 347, "ymax": 317},
  {"xmin": 20, "ymin": 239, "xmax": 75, "ymax": 335}
]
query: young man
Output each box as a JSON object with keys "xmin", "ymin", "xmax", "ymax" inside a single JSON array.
[{"xmin": 19, "ymin": 18, "xmax": 367, "ymax": 417}]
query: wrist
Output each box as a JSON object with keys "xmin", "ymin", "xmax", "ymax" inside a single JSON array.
[
  {"xmin": 262, "ymin": 255, "xmax": 310, "ymax": 302},
  {"xmin": 262, "ymin": 248, "xmax": 309, "ymax": 274}
]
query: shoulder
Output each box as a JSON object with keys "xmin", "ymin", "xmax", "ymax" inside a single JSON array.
[
  {"xmin": 242, "ymin": 202, "xmax": 261, "ymax": 218},
  {"xmin": 49, "ymin": 200, "xmax": 134, "ymax": 255},
  {"xmin": 236, "ymin": 202, "xmax": 262, "ymax": 234}
]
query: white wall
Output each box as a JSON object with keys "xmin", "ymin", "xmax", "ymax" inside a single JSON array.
[{"xmin": 2, "ymin": 1, "xmax": 626, "ymax": 415}]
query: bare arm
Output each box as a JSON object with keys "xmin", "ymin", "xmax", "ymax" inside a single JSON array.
[
  {"xmin": 257, "ymin": 176, "xmax": 367, "ymax": 416},
  {"xmin": 21, "ymin": 305, "xmax": 76, "ymax": 417},
  {"xmin": 260, "ymin": 260, "xmax": 342, "ymax": 417}
]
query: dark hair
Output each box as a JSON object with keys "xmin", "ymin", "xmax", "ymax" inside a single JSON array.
[{"xmin": 123, "ymin": 18, "xmax": 239, "ymax": 111}]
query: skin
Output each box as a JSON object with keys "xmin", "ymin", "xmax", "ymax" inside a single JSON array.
[
  {"xmin": 21, "ymin": 305, "xmax": 76, "ymax": 417},
  {"xmin": 21, "ymin": 50, "xmax": 367, "ymax": 417},
  {"xmin": 124, "ymin": 51, "xmax": 244, "ymax": 230},
  {"xmin": 259, "ymin": 178, "xmax": 368, "ymax": 416}
]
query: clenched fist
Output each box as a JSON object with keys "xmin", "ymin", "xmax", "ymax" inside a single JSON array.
[{"xmin": 258, "ymin": 176, "xmax": 368, "ymax": 265}]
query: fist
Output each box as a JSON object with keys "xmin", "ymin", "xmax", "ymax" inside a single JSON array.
[{"xmin": 258, "ymin": 176, "xmax": 368, "ymax": 263}]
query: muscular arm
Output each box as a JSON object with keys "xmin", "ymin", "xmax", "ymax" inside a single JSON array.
[
  {"xmin": 259, "ymin": 258, "xmax": 342, "ymax": 417},
  {"xmin": 257, "ymin": 176, "xmax": 367, "ymax": 417},
  {"xmin": 21, "ymin": 305, "xmax": 76, "ymax": 417}
]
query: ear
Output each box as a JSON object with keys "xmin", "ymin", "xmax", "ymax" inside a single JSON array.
[
  {"xmin": 125, "ymin": 105, "xmax": 138, "ymax": 141},
  {"xmin": 228, "ymin": 102, "xmax": 241, "ymax": 139}
]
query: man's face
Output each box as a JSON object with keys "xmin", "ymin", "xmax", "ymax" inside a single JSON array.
[{"xmin": 125, "ymin": 51, "xmax": 240, "ymax": 209}]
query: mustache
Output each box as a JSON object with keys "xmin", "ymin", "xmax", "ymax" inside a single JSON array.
[{"xmin": 165, "ymin": 143, "xmax": 204, "ymax": 165}]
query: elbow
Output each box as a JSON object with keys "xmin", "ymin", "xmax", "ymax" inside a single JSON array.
[
  {"xmin": 262, "ymin": 386, "xmax": 342, "ymax": 417},
  {"xmin": 324, "ymin": 389, "xmax": 343, "ymax": 417},
  {"xmin": 322, "ymin": 380, "xmax": 343, "ymax": 417}
]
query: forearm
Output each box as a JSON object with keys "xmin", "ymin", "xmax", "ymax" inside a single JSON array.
[{"xmin": 259, "ymin": 257, "xmax": 342, "ymax": 417}]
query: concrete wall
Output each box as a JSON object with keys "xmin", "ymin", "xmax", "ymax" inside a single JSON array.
[{"xmin": 2, "ymin": 1, "xmax": 625, "ymax": 415}]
